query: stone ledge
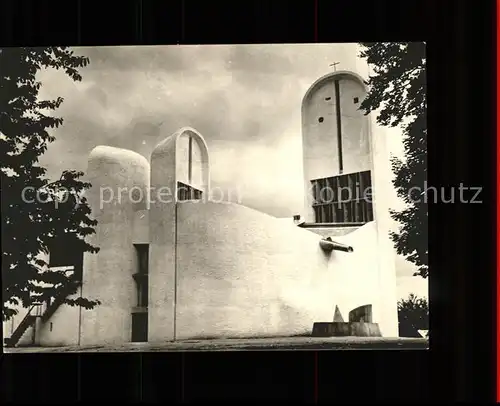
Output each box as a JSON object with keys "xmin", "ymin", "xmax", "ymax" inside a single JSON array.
[{"xmin": 312, "ymin": 321, "xmax": 382, "ymax": 337}]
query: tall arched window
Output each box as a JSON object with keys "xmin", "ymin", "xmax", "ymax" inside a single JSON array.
[{"xmin": 176, "ymin": 132, "xmax": 205, "ymax": 201}]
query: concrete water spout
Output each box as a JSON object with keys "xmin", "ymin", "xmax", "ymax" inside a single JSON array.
[{"xmin": 319, "ymin": 237, "xmax": 353, "ymax": 253}]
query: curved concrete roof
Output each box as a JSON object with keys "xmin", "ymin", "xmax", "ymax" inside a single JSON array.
[
  {"xmin": 88, "ymin": 145, "xmax": 150, "ymax": 169},
  {"xmin": 301, "ymin": 70, "xmax": 368, "ymax": 109},
  {"xmin": 152, "ymin": 126, "xmax": 210, "ymax": 160}
]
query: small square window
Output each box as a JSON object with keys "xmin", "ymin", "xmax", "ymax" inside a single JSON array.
[
  {"xmin": 318, "ymin": 117, "xmax": 324, "ymax": 123},
  {"xmin": 353, "ymin": 97, "xmax": 359, "ymax": 104}
]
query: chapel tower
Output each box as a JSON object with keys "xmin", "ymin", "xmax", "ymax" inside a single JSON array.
[{"xmin": 301, "ymin": 70, "xmax": 399, "ymax": 337}]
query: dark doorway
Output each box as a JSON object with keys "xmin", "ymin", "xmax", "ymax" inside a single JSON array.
[{"xmin": 131, "ymin": 312, "xmax": 148, "ymax": 342}]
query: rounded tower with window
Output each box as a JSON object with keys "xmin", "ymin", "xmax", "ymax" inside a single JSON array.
[
  {"xmin": 301, "ymin": 70, "xmax": 399, "ymax": 337},
  {"xmin": 302, "ymin": 70, "xmax": 373, "ymax": 226}
]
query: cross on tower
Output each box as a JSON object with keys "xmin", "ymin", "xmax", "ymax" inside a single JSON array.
[{"xmin": 329, "ymin": 62, "xmax": 340, "ymax": 72}]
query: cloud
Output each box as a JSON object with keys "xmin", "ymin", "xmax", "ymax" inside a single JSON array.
[
  {"xmin": 37, "ymin": 44, "xmax": 366, "ymax": 189},
  {"xmin": 81, "ymin": 46, "xmax": 191, "ymax": 73}
]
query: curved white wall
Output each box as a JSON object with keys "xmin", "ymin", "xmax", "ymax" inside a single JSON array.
[
  {"xmin": 175, "ymin": 201, "xmax": 386, "ymax": 339},
  {"xmin": 80, "ymin": 146, "xmax": 150, "ymax": 345},
  {"xmin": 302, "ymin": 78, "xmax": 340, "ymax": 181},
  {"xmin": 190, "ymin": 135, "xmax": 205, "ymax": 190},
  {"xmin": 37, "ymin": 285, "xmax": 82, "ymax": 346},
  {"xmin": 325, "ymin": 222, "xmax": 390, "ymax": 334}
]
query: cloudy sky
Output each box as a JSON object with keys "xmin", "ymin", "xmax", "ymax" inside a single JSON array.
[{"xmin": 36, "ymin": 43, "xmax": 427, "ymax": 299}]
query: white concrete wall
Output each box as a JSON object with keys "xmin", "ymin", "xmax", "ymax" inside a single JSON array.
[
  {"xmin": 300, "ymin": 71, "xmax": 399, "ymax": 336},
  {"xmin": 176, "ymin": 133, "xmax": 190, "ymax": 186},
  {"xmin": 302, "ymin": 78, "xmax": 340, "ymax": 182},
  {"xmin": 338, "ymin": 79, "xmax": 371, "ymax": 174},
  {"xmin": 149, "ymin": 133, "xmax": 177, "ymax": 342},
  {"xmin": 175, "ymin": 201, "xmax": 391, "ymax": 339},
  {"xmin": 149, "ymin": 127, "xmax": 210, "ymax": 343},
  {"xmin": 4, "ymin": 290, "xmax": 85, "ymax": 348},
  {"xmin": 79, "ymin": 145, "xmax": 150, "ymax": 345},
  {"xmin": 4, "ymin": 146, "xmax": 153, "ymax": 348},
  {"xmin": 37, "ymin": 286, "xmax": 82, "ymax": 346},
  {"xmin": 324, "ymin": 222, "xmax": 389, "ymax": 334},
  {"xmin": 368, "ymin": 118, "xmax": 399, "ymax": 337},
  {"xmin": 176, "ymin": 201, "xmax": 331, "ymax": 339}
]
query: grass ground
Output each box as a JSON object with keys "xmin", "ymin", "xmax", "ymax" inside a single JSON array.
[{"xmin": 4, "ymin": 336, "xmax": 429, "ymax": 352}]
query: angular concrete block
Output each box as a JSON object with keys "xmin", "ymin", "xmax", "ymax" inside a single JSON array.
[
  {"xmin": 348, "ymin": 304, "xmax": 373, "ymax": 323},
  {"xmin": 333, "ymin": 305, "xmax": 345, "ymax": 322}
]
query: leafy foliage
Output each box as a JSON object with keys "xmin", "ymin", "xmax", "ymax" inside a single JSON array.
[
  {"xmin": 397, "ymin": 293, "xmax": 429, "ymax": 337},
  {"xmin": 358, "ymin": 42, "xmax": 428, "ymax": 278},
  {"xmin": 1, "ymin": 47, "xmax": 100, "ymax": 321}
]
